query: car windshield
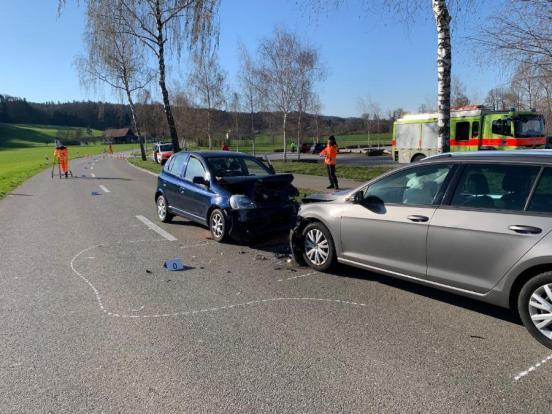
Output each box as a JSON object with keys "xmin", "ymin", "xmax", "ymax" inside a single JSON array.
[
  {"xmin": 514, "ymin": 115, "xmax": 545, "ymax": 137},
  {"xmin": 159, "ymin": 144, "xmax": 173, "ymax": 151},
  {"xmin": 206, "ymin": 156, "xmax": 271, "ymax": 177}
]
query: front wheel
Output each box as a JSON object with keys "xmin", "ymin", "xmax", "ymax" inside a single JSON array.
[
  {"xmin": 518, "ymin": 272, "xmax": 552, "ymax": 349},
  {"xmin": 301, "ymin": 222, "xmax": 336, "ymax": 272},
  {"xmin": 411, "ymin": 154, "xmax": 426, "ymax": 162},
  {"xmin": 209, "ymin": 208, "xmax": 227, "ymax": 243},
  {"xmin": 156, "ymin": 195, "xmax": 173, "ymax": 223}
]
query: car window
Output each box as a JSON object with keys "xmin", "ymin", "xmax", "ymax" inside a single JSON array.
[
  {"xmin": 242, "ymin": 158, "xmax": 271, "ymax": 176},
  {"xmin": 165, "ymin": 154, "xmax": 187, "ymax": 177},
  {"xmin": 527, "ymin": 168, "xmax": 552, "ymax": 213},
  {"xmin": 159, "ymin": 144, "xmax": 173, "ymax": 152},
  {"xmin": 450, "ymin": 164, "xmax": 539, "ymax": 211},
  {"xmin": 455, "ymin": 122, "xmax": 470, "ymax": 141},
  {"xmin": 364, "ymin": 164, "xmax": 452, "ymax": 206},
  {"xmin": 184, "ymin": 156, "xmax": 206, "ymax": 181}
]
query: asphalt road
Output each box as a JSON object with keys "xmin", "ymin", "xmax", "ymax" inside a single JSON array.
[{"xmin": 1, "ymin": 155, "xmax": 552, "ymax": 413}]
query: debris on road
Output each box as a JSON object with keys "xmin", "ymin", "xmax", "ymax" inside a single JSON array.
[
  {"xmin": 91, "ymin": 191, "xmax": 101, "ymax": 196},
  {"xmin": 255, "ymin": 254, "xmax": 268, "ymax": 261},
  {"xmin": 145, "ymin": 269, "xmax": 152, "ymax": 274}
]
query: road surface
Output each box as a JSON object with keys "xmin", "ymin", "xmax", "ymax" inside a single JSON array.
[{"xmin": 1, "ymin": 155, "xmax": 551, "ymax": 413}]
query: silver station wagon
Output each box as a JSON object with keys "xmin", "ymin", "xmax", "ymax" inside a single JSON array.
[{"xmin": 290, "ymin": 151, "xmax": 552, "ymax": 348}]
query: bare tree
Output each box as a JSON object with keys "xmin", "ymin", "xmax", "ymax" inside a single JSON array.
[
  {"xmin": 239, "ymin": 45, "xmax": 262, "ymax": 154},
  {"xmin": 451, "ymin": 76, "xmax": 470, "ymax": 107},
  {"xmin": 189, "ymin": 49, "xmax": 226, "ymax": 149},
  {"xmin": 77, "ymin": 0, "xmax": 153, "ymax": 160},
  {"xmin": 255, "ymin": 28, "xmax": 320, "ymax": 161},
  {"xmin": 229, "ymin": 92, "xmax": 241, "ymax": 149},
  {"xmin": 295, "ymin": 47, "xmax": 323, "ymax": 159},
  {"xmin": 475, "ymin": 0, "xmax": 552, "ymax": 75}
]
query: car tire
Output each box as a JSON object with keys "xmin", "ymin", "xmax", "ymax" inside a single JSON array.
[
  {"xmin": 156, "ymin": 194, "xmax": 173, "ymax": 223},
  {"xmin": 209, "ymin": 208, "xmax": 227, "ymax": 243},
  {"xmin": 518, "ymin": 272, "xmax": 552, "ymax": 349},
  {"xmin": 411, "ymin": 154, "xmax": 426, "ymax": 162},
  {"xmin": 301, "ymin": 222, "xmax": 336, "ymax": 272}
]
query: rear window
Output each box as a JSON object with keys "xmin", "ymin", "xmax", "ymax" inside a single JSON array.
[
  {"xmin": 206, "ymin": 156, "xmax": 271, "ymax": 177},
  {"xmin": 159, "ymin": 144, "xmax": 173, "ymax": 152},
  {"xmin": 527, "ymin": 168, "xmax": 552, "ymax": 213},
  {"xmin": 165, "ymin": 154, "xmax": 187, "ymax": 177}
]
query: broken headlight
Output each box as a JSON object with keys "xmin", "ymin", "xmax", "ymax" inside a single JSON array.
[{"xmin": 229, "ymin": 195, "xmax": 256, "ymax": 210}]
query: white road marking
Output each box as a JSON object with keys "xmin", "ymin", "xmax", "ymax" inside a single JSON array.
[
  {"xmin": 91, "ymin": 173, "xmax": 96, "ymax": 178},
  {"xmin": 99, "ymin": 185, "xmax": 110, "ymax": 193},
  {"xmin": 126, "ymin": 161, "xmax": 159, "ymax": 177},
  {"xmin": 278, "ymin": 271, "xmax": 318, "ymax": 282},
  {"xmin": 90, "ymin": 166, "xmax": 94, "ymax": 170},
  {"xmin": 136, "ymin": 215, "xmax": 177, "ymax": 241},
  {"xmin": 514, "ymin": 354, "xmax": 552, "ymax": 381}
]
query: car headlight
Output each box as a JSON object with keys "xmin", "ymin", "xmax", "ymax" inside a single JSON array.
[{"xmin": 229, "ymin": 195, "xmax": 256, "ymax": 210}]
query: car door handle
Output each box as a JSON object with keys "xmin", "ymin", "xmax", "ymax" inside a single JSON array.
[
  {"xmin": 508, "ymin": 225, "xmax": 542, "ymax": 234},
  {"xmin": 407, "ymin": 215, "xmax": 429, "ymax": 223}
]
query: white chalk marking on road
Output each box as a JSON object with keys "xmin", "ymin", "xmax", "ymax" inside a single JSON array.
[
  {"xmin": 70, "ymin": 239, "xmax": 368, "ymax": 320},
  {"xmin": 99, "ymin": 185, "xmax": 110, "ymax": 193},
  {"xmin": 91, "ymin": 173, "xmax": 96, "ymax": 178},
  {"xmin": 278, "ymin": 271, "xmax": 318, "ymax": 282},
  {"xmin": 136, "ymin": 215, "xmax": 177, "ymax": 241},
  {"xmin": 87, "ymin": 256, "xmax": 96, "ymax": 259},
  {"xmin": 90, "ymin": 166, "xmax": 94, "ymax": 170},
  {"xmin": 514, "ymin": 354, "xmax": 552, "ymax": 381}
]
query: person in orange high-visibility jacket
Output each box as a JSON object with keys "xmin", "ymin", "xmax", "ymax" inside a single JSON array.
[
  {"xmin": 54, "ymin": 141, "xmax": 70, "ymax": 178},
  {"xmin": 320, "ymin": 135, "xmax": 339, "ymax": 190}
]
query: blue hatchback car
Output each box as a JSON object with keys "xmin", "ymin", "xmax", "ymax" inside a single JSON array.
[{"xmin": 155, "ymin": 151, "xmax": 299, "ymax": 242}]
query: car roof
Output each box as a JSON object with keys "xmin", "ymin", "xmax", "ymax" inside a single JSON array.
[{"xmin": 425, "ymin": 150, "xmax": 552, "ymax": 165}]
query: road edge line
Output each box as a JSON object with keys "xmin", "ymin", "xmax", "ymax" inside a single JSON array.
[
  {"xmin": 126, "ymin": 160, "xmax": 159, "ymax": 177},
  {"xmin": 136, "ymin": 215, "xmax": 177, "ymax": 241}
]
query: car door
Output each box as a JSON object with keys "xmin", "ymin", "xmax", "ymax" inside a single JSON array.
[
  {"xmin": 426, "ymin": 162, "xmax": 551, "ymax": 293},
  {"xmin": 180, "ymin": 155, "xmax": 212, "ymax": 223},
  {"xmin": 161, "ymin": 153, "xmax": 188, "ymax": 209},
  {"xmin": 340, "ymin": 163, "xmax": 454, "ymax": 279}
]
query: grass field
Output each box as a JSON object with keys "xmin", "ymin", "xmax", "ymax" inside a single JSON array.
[{"xmin": 0, "ymin": 123, "xmax": 137, "ymax": 198}]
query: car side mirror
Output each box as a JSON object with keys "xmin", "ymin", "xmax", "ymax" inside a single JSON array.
[
  {"xmin": 352, "ymin": 191, "xmax": 364, "ymax": 204},
  {"xmin": 193, "ymin": 176, "xmax": 208, "ymax": 186}
]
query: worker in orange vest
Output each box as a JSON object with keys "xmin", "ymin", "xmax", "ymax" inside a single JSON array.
[
  {"xmin": 54, "ymin": 140, "xmax": 70, "ymax": 178},
  {"xmin": 320, "ymin": 135, "xmax": 339, "ymax": 190}
]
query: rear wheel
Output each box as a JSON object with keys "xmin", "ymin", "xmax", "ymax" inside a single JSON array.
[
  {"xmin": 209, "ymin": 208, "xmax": 227, "ymax": 243},
  {"xmin": 301, "ymin": 222, "xmax": 336, "ymax": 271},
  {"xmin": 156, "ymin": 195, "xmax": 173, "ymax": 223},
  {"xmin": 518, "ymin": 272, "xmax": 552, "ymax": 349},
  {"xmin": 411, "ymin": 154, "xmax": 426, "ymax": 162}
]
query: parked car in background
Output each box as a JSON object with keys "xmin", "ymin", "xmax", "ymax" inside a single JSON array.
[
  {"xmin": 310, "ymin": 143, "xmax": 325, "ymax": 154},
  {"xmin": 291, "ymin": 150, "xmax": 552, "ymax": 349},
  {"xmin": 153, "ymin": 143, "xmax": 174, "ymax": 164},
  {"xmin": 155, "ymin": 151, "xmax": 298, "ymax": 242}
]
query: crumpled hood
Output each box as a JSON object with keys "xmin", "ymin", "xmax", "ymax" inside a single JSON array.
[
  {"xmin": 302, "ymin": 189, "xmax": 351, "ymax": 204},
  {"xmin": 217, "ymin": 174, "xmax": 298, "ymax": 204}
]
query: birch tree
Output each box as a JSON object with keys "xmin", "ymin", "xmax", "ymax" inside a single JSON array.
[
  {"xmin": 77, "ymin": 0, "xmax": 153, "ymax": 160},
  {"xmin": 239, "ymin": 45, "xmax": 261, "ymax": 154}
]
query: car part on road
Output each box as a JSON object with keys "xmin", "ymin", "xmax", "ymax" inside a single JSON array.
[
  {"xmin": 518, "ymin": 272, "xmax": 552, "ymax": 349},
  {"xmin": 210, "ymin": 208, "xmax": 227, "ymax": 242},
  {"xmin": 156, "ymin": 195, "xmax": 173, "ymax": 223}
]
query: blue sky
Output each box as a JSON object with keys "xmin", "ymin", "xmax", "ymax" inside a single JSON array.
[{"xmin": 0, "ymin": 0, "xmax": 509, "ymax": 117}]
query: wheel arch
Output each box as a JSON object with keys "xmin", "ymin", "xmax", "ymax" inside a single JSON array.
[{"xmin": 509, "ymin": 264, "xmax": 552, "ymax": 314}]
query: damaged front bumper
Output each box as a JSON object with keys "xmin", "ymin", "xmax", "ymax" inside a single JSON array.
[
  {"xmin": 227, "ymin": 203, "xmax": 298, "ymax": 242},
  {"xmin": 289, "ymin": 218, "xmax": 307, "ymax": 265}
]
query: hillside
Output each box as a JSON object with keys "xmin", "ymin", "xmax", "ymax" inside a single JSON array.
[{"xmin": 0, "ymin": 123, "xmax": 103, "ymax": 149}]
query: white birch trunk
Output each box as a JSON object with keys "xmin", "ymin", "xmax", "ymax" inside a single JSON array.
[
  {"xmin": 432, "ymin": 0, "xmax": 451, "ymax": 153},
  {"xmin": 283, "ymin": 112, "xmax": 287, "ymax": 161}
]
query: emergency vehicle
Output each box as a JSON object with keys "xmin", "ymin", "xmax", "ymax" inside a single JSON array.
[{"xmin": 393, "ymin": 105, "xmax": 546, "ymax": 163}]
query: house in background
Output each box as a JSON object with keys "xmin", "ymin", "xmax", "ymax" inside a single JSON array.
[{"xmin": 103, "ymin": 128, "xmax": 137, "ymax": 144}]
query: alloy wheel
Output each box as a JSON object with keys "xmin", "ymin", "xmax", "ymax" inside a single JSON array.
[
  {"xmin": 304, "ymin": 228, "xmax": 329, "ymax": 266},
  {"xmin": 528, "ymin": 283, "xmax": 552, "ymax": 339},
  {"xmin": 157, "ymin": 197, "xmax": 166, "ymax": 220},
  {"xmin": 211, "ymin": 212, "xmax": 224, "ymax": 239}
]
